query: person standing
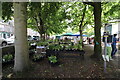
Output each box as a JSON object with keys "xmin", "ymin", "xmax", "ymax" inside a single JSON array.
[
  {"xmin": 111, "ymin": 34, "xmax": 117, "ymax": 58},
  {"xmin": 106, "ymin": 42, "xmax": 112, "ymax": 61},
  {"xmin": 103, "ymin": 32, "xmax": 112, "ymax": 61}
]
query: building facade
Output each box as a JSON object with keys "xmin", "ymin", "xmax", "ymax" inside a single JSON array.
[
  {"xmin": 0, "ymin": 20, "xmax": 14, "ymax": 39},
  {"xmin": 0, "ymin": 20, "xmax": 40, "ymax": 39},
  {"xmin": 110, "ymin": 19, "xmax": 120, "ymax": 38}
]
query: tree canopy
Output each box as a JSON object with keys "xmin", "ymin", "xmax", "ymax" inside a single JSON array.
[{"xmin": 2, "ymin": 2, "xmax": 119, "ymax": 35}]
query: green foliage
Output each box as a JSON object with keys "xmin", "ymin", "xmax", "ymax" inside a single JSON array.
[
  {"xmin": 48, "ymin": 44, "xmax": 55, "ymax": 50},
  {"xmin": 48, "ymin": 55, "xmax": 57, "ymax": 63},
  {"xmin": 2, "ymin": 2, "xmax": 120, "ymax": 36},
  {"xmin": 37, "ymin": 42, "xmax": 48, "ymax": 46},
  {"xmin": 33, "ymin": 54, "xmax": 43, "ymax": 61},
  {"xmin": 62, "ymin": 2, "xmax": 94, "ymax": 32},
  {"xmin": 3, "ymin": 54, "xmax": 13, "ymax": 62},
  {"xmin": 83, "ymin": 27, "xmax": 94, "ymax": 37},
  {"xmin": 2, "ymin": 2, "xmax": 13, "ymax": 21},
  {"xmin": 27, "ymin": 2, "xmax": 67, "ymax": 36},
  {"xmin": 54, "ymin": 44, "xmax": 63, "ymax": 50},
  {"xmin": 72, "ymin": 43, "xmax": 83, "ymax": 50},
  {"xmin": 48, "ymin": 44, "xmax": 61, "ymax": 50},
  {"xmin": 102, "ymin": 2, "xmax": 120, "ymax": 23},
  {"xmin": 65, "ymin": 43, "xmax": 73, "ymax": 50}
]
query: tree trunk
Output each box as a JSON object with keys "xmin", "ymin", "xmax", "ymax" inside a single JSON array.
[
  {"xmin": 14, "ymin": 2, "xmax": 29, "ymax": 72},
  {"xmin": 79, "ymin": 5, "xmax": 86, "ymax": 49},
  {"xmin": 92, "ymin": 2, "xmax": 102, "ymax": 59},
  {"xmin": 0, "ymin": 1, "xmax": 2, "ymax": 75},
  {"xmin": 39, "ymin": 17, "xmax": 45, "ymax": 40}
]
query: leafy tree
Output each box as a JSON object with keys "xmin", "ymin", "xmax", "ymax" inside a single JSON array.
[
  {"xmin": 27, "ymin": 2, "xmax": 67, "ymax": 40},
  {"xmin": 102, "ymin": 2, "xmax": 120, "ymax": 21},
  {"xmin": 62, "ymin": 2, "xmax": 94, "ymax": 49},
  {"xmin": 2, "ymin": 2, "xmax": 13, "ymax": 21},
  {"xmin": 84, "ymin": 2, "xmax": 102, "ymax": 59}
]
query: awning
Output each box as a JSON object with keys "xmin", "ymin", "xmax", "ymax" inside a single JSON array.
[
  {"xmin": 61, "ymin": 33, "xmax": 73, "ymax": 36},
  {"xmin": 61, "ymin": 33, "xmax": 88, "ymax": 37}
]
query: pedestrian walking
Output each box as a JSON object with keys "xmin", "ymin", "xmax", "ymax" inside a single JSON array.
[
  {"xmin": 102, "ymin": 32, "xmax": 113, "ymax": 61},
  {"xmin": 106, "ymin": 43, "xmax": 112, "ymax": 61},
  {"xmin": 111, "ymin": 34, "xmax": 117, "ymax": 58}
]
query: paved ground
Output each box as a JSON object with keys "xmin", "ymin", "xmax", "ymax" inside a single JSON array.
[{"xmin": 2, "ymin": 44, "xmax": 120, "ymax": 79}]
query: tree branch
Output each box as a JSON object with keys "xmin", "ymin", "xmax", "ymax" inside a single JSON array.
[
  {"xmin": 33, "ymin": 16, "xmax": 41, "ymax": 33},
  {"xmin": 79, "ymin": 5, "xmax": 87, "ymax": 29},
  {"xmin": 82, "ymin": 22, "xmax": 88, "ymax": 28},
  {"xmin": 91, "ymin": 25, "xmax": 94, "ymax": 28}
]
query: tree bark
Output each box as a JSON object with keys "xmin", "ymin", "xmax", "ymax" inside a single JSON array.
[
  {"xmin": 79, "ymin": 5, "xmax": 86, "ymax": 49},
  {"xmin": 84, "ymin": 2, "xmax": 102, "ymax": 59},
  {"xmin": 14, "ymin": 2, "xmax": 29, "ymax": 72},
  {"xmin": 39, "ymin": 17, "xmax": 45, "ymax": 40},
  {"xmin": 92, "ymin": 2, "xmax": 102, "ymax": 59}
]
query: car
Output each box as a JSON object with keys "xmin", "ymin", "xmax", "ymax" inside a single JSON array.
[
  {"xmin": 0, "ymin": 37, "xmax": 7, "ymax": 46},
  {"xmin": 28, "ymin": 35, "xmax": 40, "ymax": 41},
  {"xmin": 27, "ymin": 35, "xmax": 33, "ymax": 41},
  {"xmin": 6, "ymin": 36, "xmax": 15, "ymax": 45},
  {"xmin": 33, "ymin": 36, "xmax": 40, "ymax": 40}
]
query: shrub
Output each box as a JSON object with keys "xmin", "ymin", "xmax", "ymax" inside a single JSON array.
[
  {"xmin": 48, "ymin": 55, "xmax": 57, "ymax": 63},
  {"xmin": 32, "ymin": 54, "xmax": 44, "ymax": 61},
  {"xmin": 3, "ymin": 54, "xmax": 13, "ymax": 62}
]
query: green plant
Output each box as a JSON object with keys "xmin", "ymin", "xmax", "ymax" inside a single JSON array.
[
  {"xmin": 48, "ymin": 55, "xmax": 57, "ymax": 63},
  {"xmin": 37, "ymin": 42, "xmax": 48, "ymax": 46},
  {"xmin": 3, "ymin": 54, "xmax": 13, "ymax": 62},
  {"xmin": 48, "ymin": 43, "xmax": 63, "ymax": 50},
  {"xmin": 73, "ymin": 45, "xmax": 78, "ymax": 49},
  {"xmin": 65, "ymin": 44, "xmax": 73, "ymax": 50},
  {"xmin": 73, "ymin": 44, "xmax": 83, "ymax": 50},
  {"xmin": 33, "ymin": 54, "xmax": 43, "ymax": 61},
  {"xmin": 48, "ymin": 44, "xmax": 55, "ymax": 50},
  {"xmin": 54, "ymin": 44, "xmax": 62, "ymax": 50}
]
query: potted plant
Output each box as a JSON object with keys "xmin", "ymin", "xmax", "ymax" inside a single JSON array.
[
  {"xmin": 37, "ymin": 42, "xmax": 48, "ymax": 46},
  {"xmin": 59, "ymin": 44, "xmax": 64, "ymax": 51},
  {"xmin": 2, "ymin": 54, "xmax": 14, "ymax": 65},
  {"xmin": 32, "ymin": 54, "xmax": 44, "ymax": 62},
  {"xmin": 48, "ymin": 55, "xmax": 58, "ymax": 66}
]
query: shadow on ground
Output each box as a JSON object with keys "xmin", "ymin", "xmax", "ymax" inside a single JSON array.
[{"xmin": 2, "ymin": 44, "xmax": 120, "ymax": 79}]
